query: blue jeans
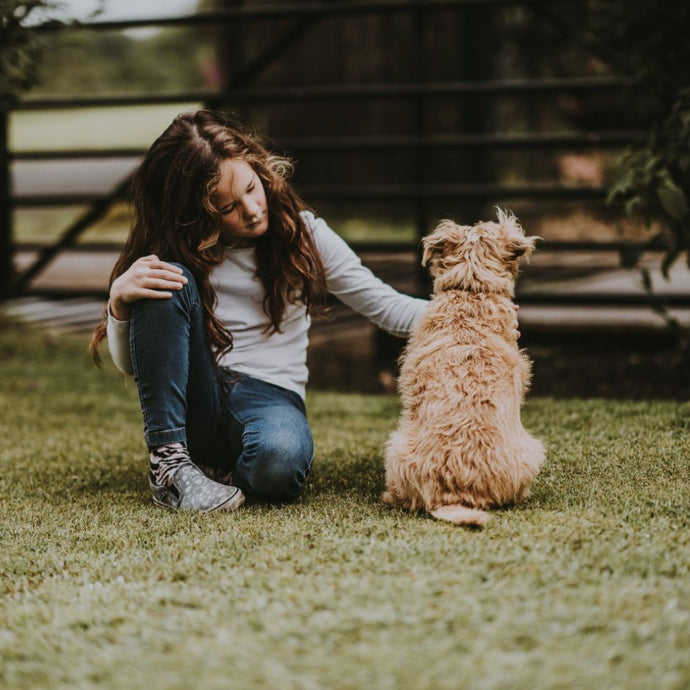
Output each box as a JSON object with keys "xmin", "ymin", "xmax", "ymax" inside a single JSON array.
[{"xmin": 128, "ymin": 264, "xmax": 314, "ymax": 502}]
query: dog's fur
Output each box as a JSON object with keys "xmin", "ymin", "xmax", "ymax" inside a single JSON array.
[{"xmin": 382, "ymin": 209, "xmax": 545, "ymax": 527}]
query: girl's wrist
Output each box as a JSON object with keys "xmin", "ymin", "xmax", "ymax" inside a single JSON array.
[{"xmin": 109, "ymin": 295, "xmax": 131, "ymax": 321}]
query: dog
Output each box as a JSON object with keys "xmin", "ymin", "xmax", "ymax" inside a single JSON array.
[{"xmin": 382, "ymin": 209, "xmax": 545, "ymax": 527}]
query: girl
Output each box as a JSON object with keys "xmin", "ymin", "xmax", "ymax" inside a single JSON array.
[{"xmin": 90, "ymin": 109, "xmax": 429, "ymax": 513}]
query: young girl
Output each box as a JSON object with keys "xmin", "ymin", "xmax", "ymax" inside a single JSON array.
[{"xmin": 90, "ymin": 109, "xmax": 429, "ymax": 513}]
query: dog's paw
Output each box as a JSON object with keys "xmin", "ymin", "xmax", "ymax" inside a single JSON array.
[{"xmin": 381, "ymin": 490, "xmax": 396, "ymax": 506}]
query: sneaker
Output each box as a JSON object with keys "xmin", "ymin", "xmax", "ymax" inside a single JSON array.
[{"xmin": 150, "ymin": 461, "xmax": 245, "ymax": 513}]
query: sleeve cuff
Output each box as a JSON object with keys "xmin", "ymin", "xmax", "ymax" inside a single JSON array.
[{"xmin": 107, "ymin": 300, "xmax": 130, "ymax": 325}]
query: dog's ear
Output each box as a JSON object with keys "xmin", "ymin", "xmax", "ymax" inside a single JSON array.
[
  {"xmin": 506, "ymin": 235, "xmax": 538, "ymax": 259},
  {"xmin": 494, "ymin": 208, "xmax": 539, "ymax": 259},
  {"xmin": 422, "ymin": 220, "xmax": 457, "ymax": 266},
  {"xmin": 421, "ymin": 234, "xmax": 446, "ymax": 267}
]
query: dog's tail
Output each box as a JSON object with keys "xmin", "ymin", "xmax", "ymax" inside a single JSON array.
[{"xmin": 429, "ymin": 504, "xmax": 490, "ymax": 528}]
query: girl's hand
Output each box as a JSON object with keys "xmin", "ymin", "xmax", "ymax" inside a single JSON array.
[{"xmin": 109, "ymin": 255, "xmax": 187, "ymax": 321}]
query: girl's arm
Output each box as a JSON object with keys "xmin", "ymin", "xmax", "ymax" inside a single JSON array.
[
  {"xmin": 106, "ymin": 308, "xmax": 134, "ymax": 375},
  {"xmin": 305, "ymin": 212, "xmax": 428, "ymax": 337},
  {"xmin": 106, "ymin": 255, "xmax": 187, "ymax": 375},
  {"xmin": 305, "ymin": 213, "xmax": 520, "ymax": 339}
]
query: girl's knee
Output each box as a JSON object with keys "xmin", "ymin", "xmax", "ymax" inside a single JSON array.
[
  {"xmin": 255, "ymin": 456, "xmax": 312, "ymax": 502},
  {"xmin": 132, "ymin": 263, "xmax": 199, "ymax": 316},
  {"xmin": 169, "ymin": 262, "xmax": 194, "ymax": 282},
  {"xmin": 237, "ymin": 430, "xmax": 313, "ymax": 502},
  {"xmin": 168, "ymin": 263, "xmax": 199, "ymax": 300}
]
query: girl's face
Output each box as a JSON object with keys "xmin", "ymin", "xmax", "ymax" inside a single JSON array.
[{"xmin": 214, "ymin": 158, "xmax": 269, "ymax": 247}]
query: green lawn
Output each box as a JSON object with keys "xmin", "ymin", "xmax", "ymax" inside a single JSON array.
[{"xmin": 0, "ymin": 318, "xmax": 688, "ymax": 690}]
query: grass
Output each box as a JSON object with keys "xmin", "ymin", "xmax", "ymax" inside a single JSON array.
[{"xmin": 0, "ymin": 317, "xmax": 688, "ymax": 690}]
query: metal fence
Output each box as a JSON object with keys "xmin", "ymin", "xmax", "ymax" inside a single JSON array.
[{"xmin": 2, "ymin": 0, "xmax": 672, "ymax": 308}]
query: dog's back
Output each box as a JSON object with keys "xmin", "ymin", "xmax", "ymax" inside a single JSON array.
[{"xmin": 382, "ymin": 211, "xmax": 545, "ymax": 527}]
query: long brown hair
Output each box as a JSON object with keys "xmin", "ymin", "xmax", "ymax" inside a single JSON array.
[{"xmin": 90, "ymin": 110, "xmax": 328, "ymax": 365}]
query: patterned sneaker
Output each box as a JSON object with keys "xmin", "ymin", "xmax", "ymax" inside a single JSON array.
[{"xmin": 150, "ymin": 462, "xmax": 245, "ymax": 513}]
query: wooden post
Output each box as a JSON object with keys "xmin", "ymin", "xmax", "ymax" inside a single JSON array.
[
  {"xmin": 208, "ymin": 0, "xmax": 247, "ymax": 116},
  {"xmin": 373, "ymin": 0, "xmax": 430, "ymax": 375},
  {"xmin": 415, "ymin": 0, "xmax": 430, "ymax": 294},
  {"xmin": 455, "ymin": 5, "xmax": 495, "ymax": 226},
  {"xmin": 0, "ymin": 109, "xmax": 14, "ymax": 300}
]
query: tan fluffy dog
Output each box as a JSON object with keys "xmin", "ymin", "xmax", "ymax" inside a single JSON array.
[{"xmin": 383, "ymin": 209, "xmax": 545, "ymax": 527}]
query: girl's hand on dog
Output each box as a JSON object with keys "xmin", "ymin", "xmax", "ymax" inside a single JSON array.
[{"xmin": 109, "ymin": 255, "xmax": 188, "ymax": 321}]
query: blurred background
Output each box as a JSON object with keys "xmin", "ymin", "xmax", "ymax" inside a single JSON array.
[{"xmin": 3, "ymin": 0, "xmax": 690, "ymax": 396}]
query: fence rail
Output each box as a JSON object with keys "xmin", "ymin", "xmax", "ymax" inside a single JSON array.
[
  {"xmin": 16, "ymin": 76, "xmax": 632, "ymax": 111},
  {"xmin": 11, "ymin": 184, "xmax": 609, "ymax": 209},
  {"xmin": 32, "ymin": 0, "xmax": 576, "ymax": 32},
  {"xmin": 15, "ymin": 240, "xmax": 671, "ymax": 254},
  {"xmin": 10, "ymin": 130, "xmax": 643, "ymax": 161}
]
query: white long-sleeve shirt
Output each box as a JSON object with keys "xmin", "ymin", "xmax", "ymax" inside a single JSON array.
[{"xmin": 107, "ymin": 211, "xmax": 428, "ymax": 398}]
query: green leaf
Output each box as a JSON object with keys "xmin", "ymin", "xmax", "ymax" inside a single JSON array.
[{"xmin": 657, "ymin": 182, "xmax": 689, "ymax": 220}]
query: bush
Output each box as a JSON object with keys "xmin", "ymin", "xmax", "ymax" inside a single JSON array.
[
  {"xmin": 0, "ymin": 1, "xmax": 60, "ymax": 109},
  {"xmin": 568, "ymin": 1, "xmax": 690, "ymax": 276},
  {"xmin": 609, "ymin": 88, "xmax": 690, "ymax": 278}
]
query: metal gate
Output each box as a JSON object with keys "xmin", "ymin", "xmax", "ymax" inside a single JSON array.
[{"xmin": 2, "ymin": 0, "xmax": 675, "ymax": 315}]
